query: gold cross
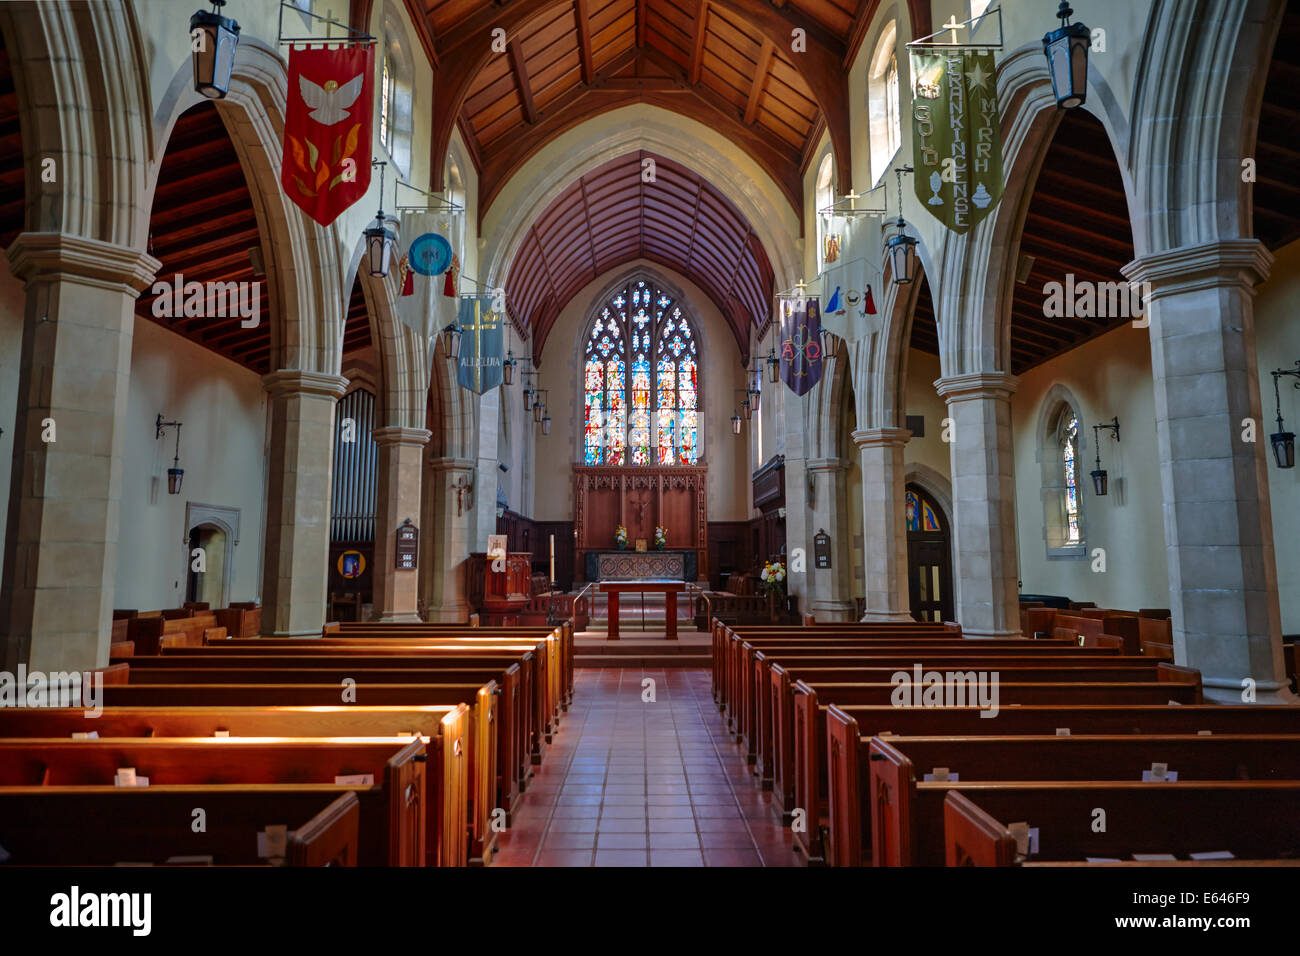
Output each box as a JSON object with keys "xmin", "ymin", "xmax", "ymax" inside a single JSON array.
[{"xmin": 942, "ymin": 15, "xmax": 965, "ymax": 44}]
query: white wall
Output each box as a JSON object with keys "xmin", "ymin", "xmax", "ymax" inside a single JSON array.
[
  {"xmin": 1010, "ymin": 322, "xmax": 1168, "ymax": 610},
  {"xmin": 113, "ymin": 319, "xmax": 268, "ymax": 610},
  {"xmin": 903, "ymin": 348, "xmax": 951, "ymax": 481},
  {"xmin": 1255, "ymin": 237, "xmax": 1300, "ymax": 634},
  {"xmin": 0, "ymin": 264, "xmax": 22, "ymax": 586},
  {"xmin": 533, "ymin": 260, "xmax": 752, "ymax": 523}
]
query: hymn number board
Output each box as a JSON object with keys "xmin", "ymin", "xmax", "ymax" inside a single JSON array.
[
  {"xmin": 394, "ymin": 519, "xmax": 419, "ymax": 571},
  {"xmin": 814, "ymin": 529, "xmax": 832, "ymax": 569}
]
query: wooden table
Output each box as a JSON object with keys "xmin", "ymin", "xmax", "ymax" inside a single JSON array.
[{"xmin": 599, "ymin": 579, "xmax": 686, "ymax": 640}]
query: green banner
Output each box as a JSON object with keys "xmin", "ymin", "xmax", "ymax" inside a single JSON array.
[{"xmin": 909, "ymin": 49, "xmax": 1003, "ymax": 234}]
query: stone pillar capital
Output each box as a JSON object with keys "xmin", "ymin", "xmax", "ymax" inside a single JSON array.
[
  {"xmin": 428, "ymin": 455, "xmax": 476, "ymax": 474},
  {"xmin": 6, "ymin": 232, "xmax": 160, "ymax": 292},
  {"xmin": 934, "ymin": 371, "xmax": 1018, "ymax": 403},
  {"xmin": 261, "ymin": 369, "xmax": 349, "ymax": 400},
  {"xmin": 1121, "ymin": 238, "xmax": 1273, "ymax": 294},
  {"xmin": 372, "ymin": 426, "xmax": 432, "ymax": 449},
  {"xmin": 852, "ymin": 426, "xmax": 911, "ymax": 449},
  {"xmin": 805, "ymin": 456, "xmax": 849, "ymax": 475}
]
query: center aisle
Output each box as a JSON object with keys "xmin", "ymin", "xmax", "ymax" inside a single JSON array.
[{"xmin": 489, "ymin": 668, "xmax": 799, "ymax": 867}]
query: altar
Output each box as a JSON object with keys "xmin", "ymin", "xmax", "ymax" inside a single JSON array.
[
  {"xmin": 584, "ymin": 549, "xmax": 697, "ymax": 583},
  {"xmin": 599, "ymin": 579, "xmax": 687, "ymax": 640}
]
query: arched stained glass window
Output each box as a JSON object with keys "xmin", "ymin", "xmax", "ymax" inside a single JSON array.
[
  {"xmin": 905, "ymin": 489, "xmax": 941, "ymax": 532},
  {"xmin": 1061, "ymin": 413, "xmax": 1081, "ymax": 544},
  {"xmin": 583, "ymin": 279, "xmax": 700, "ymax": 466}
]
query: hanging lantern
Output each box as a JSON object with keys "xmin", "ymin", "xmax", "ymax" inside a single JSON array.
[
  {"xmin": 190, "ymin": 1, "xmax": 240, "ymax": 100},
  {"xmin": 1271, "ymin": 430, "xmax": 1296, "ymax": 469},
  {"xmin": 1043, "ymin": 1, "xmax": 1090, "ymax": 109},
  {"xmin": 441, "ymin": 322, "xmax": 462, "ymax": 359},
  {"xmin": 541, "ymin": 413, "xmax": 552, "ymax": 436},
  {"xmin": 886, "ymin": 219, "xmax": 918, "ymax": 285},
  {"xmin": 156, "ymin": 415, "xmax": 185, "ymax": 496},
  {"xmin": 741, "ymin": 399, "xmax": 752, "ymax": 423},
  {"xmin": 748, "ymin": 383, "xmax": 761, "ymax": 414},
  {"xmin": 503, "ymin": 350, "xmax": 516, "ymax": 386},
  {"xmin": 1269, "ymin": 364, "xmax": 1300, "ymax": 469},
  {"xmin": 1090, "ymin": 417, "xmax": 1120, "ymax": 497},
  {"xmin": 731, "ymin": 409, "xmax": 742, "ymax": 435},
  {"xmin": 533, "ymin": 391, "xmax": 547, "ymax": 424},
  {"xmin": 364, "ymin": 215, "xmax": 395, "ymax": 278},
  {"xmin": 766, "ymin": 347, "xmax": 779, "ymax": 384}
]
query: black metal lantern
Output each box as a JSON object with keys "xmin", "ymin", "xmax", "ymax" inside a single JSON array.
[
  {"xmin": 1090, "ymin": 416, "xmax": 1120, "ymax": 496},
  {"xmin": 731, "ymin": 408, "xmax": 742, "ymax": 436},
  {"xmin": 156, "ymin": 414, "xmax": 185, "ymax": 496},
  {"xmin": 503, "ymin": 350, "xmax": 515, "ymax": 386},
  {"xmin": 766, "ymin": 346, "xmax": 779, "ymax": 384},
  {"xmin": 363, "ymin": 161, "xmax": 395, "ymax": 278},
  {"xmin": 1043, "ymin": 1, "xmax": 1090, "ymax": 109},
  {"xmin": 886, "ymin": 219, "xmax": 918, "ymax": 285},
  {"xmin": 1270, "ymin": 361, "xmax": 1300, "ymax": 468},
  {"xmin": 541, "ymin": 412, "xmax": 551, "ymax": 436},
  {"xmin": 1271, "ymin": 430, "xmax": 1296, "ymax": 469},
  {"xmin": 748, "ymin": 386, "xmax": 761, "ymax": 414},
  {"xmin": 533, "ymin": 390, "xmax": 547, "ymax": 424},
  {"xmin": 441, "ymin": 322, "xmax": 462, "ymax": 360},
  {"xmin": 190, "ymin": 1, "xmax": 240, "ymax": 100}
]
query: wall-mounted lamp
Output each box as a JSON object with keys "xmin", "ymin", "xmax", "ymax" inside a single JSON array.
[
  {"xmin": 1270, "ymin": 359, "xmax": 1300, "ymax": 469},
  {"xmin": 441, "ymin": 320, "xmax": 462, "ymax": 360},
  {"xmin": 731, "ymin": 407, "xmax": 742, "ymax": 436},
  {"xmin": 1043, "ymin": 1, "xmax": 1091, "ymax": 109},
  {"xmin": 1090, "ymin": 416, "xmax": 1120, "ymax": 496},
  {"xmin": 734, "ymin": 389, "xmax": 752, "ymax": 423},
  {"xmin": 503, "ymin": 349, "xmax": 516, "ymax": 386},
  {"xmin": 190, "ymin": 0, "xmax": 240, "ymax": 100},
  {"xmin": 766, "ymin": 346, "xmax": 780, "ymax": 384},
  {"xmin": 521, "ymin": 368, "xmax": 538, "ymax": 413},
  {"xmin": 156, "ymin": 414, "xmax": 185, "ymax": 495},
  {"xmin": 450, "ymin": 473, "xmax": 473, "ymax": 517},
  {"xmin": 533, "ymin": 389, "xmax": 548, "ymax": 424}
]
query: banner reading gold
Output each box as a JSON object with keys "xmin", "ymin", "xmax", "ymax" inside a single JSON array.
[{"xmin": 909, "ymin": 49, "xmax": 1003, "ymax": 234}]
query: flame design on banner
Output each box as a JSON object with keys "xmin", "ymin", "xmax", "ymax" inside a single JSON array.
[
  {"xmin": 779, "ymin": 297, "xmax": 823, "ymax": 397},
  {"xmin": 281, "ymin": 44, "xmax": 374, "ymax": 227}
]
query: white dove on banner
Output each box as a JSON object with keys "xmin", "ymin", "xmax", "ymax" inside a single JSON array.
[{"xmin": 298, "ymin": 73, "xmax": 365, "ymax": 125}]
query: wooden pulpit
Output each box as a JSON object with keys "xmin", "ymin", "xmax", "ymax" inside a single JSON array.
[{"xmin": 468, "ymin": 551, "xmax": 533, "ymax": 625}]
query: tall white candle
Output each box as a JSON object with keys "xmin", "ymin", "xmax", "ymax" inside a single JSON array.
[{"xmin": 549, "ymin": 533, "xmax": 555, "ymax": 584}]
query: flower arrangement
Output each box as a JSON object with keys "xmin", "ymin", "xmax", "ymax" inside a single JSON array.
[
  {"xmin": 759, "ymin": 560, "xmax": 787, "ymax": 597},
  {"xmin": 653, "ymin": 526, "xmax": 667, "ymax": 550},
  {"xmin": 614, "ymin": 525, "xmax": 628, "ymax": 549}
]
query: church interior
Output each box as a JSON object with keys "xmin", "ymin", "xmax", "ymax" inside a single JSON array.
[{"xmin": 1, "ymin": 0, "xmax": 1299, "ymax": 884}]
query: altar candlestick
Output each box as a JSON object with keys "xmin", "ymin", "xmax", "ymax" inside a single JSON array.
[{"xmin": 549, "ymin": 534, "xmax": 555, "ymax": 586}]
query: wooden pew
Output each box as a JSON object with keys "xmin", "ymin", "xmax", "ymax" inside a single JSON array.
[
  {"xmin": 824, "ymin": 703, "xmax": 1300, "ymax": 867},
  {"xmin": 93, "ymin": 678, "xmax": 521, "ymax": 841},
  {"xmin": 942, "ymin": 782, "xmax": 1300, "ymax": 865},
  {"xmin": 869, "ymin": 733, "xmax": 1300, "ymax": 867},
  {"xmin": 214, "ymin": 603, "xmax": 261, "ymax": 638},
  {"xmin": 0, "ymin": 703, "xmax": 484, "ymax": 866},
  {"xmin": 791, "ymin": 673, "xmax": 1204, "ymax": 863},
  {"xmin": 0, "ymin": 738, "xmax": 426, "ymax": 865},
  {"xmin": 0, "ymin": 786, "xmax": 363, "ymax": 866},
  {"xmin": 757, "ymin": 655, "xmax": 1183, "ymax": 795}
]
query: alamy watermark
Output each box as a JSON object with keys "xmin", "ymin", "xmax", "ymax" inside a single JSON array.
[
  {"xmin": 0, "ymin": 666, "xmax": 103, "ymax": 717},
  {"xmin": 1043, "ymin": 274, "xmax": 1151, "ymax": 326},
  {"xmin": 890, "ymin": 664, "xmax": 1000, "ymax": 718},
  {"xmin": 151, "ymin": 272, "xmax": 260, "ymax": 328}
]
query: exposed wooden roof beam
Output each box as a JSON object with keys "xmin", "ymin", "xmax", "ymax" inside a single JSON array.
[
  {"xmin": 690, "ymin": 1, "xmax": 709, "ymax": 84},
  {"xmin": 636, "ymin": 0, "xmax": 647, "ymax": 47},
  {"xmin": 508, "ymin": 36, "xmax": 539, "ymax": 124},
  {"xmin": 575, "ymin": 0, "xmax": 595, "ymax": 84},
  {"xmin": 744, "ymin": 38, "xmax": 775, "ymax": 125}
]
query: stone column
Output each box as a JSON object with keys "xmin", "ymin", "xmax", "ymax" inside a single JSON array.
[
  {"xmin": 2, "ymin": 233, "xmax": 159, "ymax": 672},
  {"xmin": 934, "ymin": 372, "xmax": 1020, "ymax": 638},
  {"xmin": 424, "ymin": 456, "xmax": 475, "ymax": 622},
  {"xmin": 371, "ymin": 426, "xmax": 431, "ymax": 623},
  {"xmin": 1122, "ymin": 239, "xmax": 1294, "ymax": 703},
  {"xmin": 260, "ymin": 370, "xmax": 348, "ymax": 636},
  {"xmin": 853, "ymin": 427, "xmax": 913, "ymax": 622},
  {"xmin": 804, "ymin": 457, "xmax": 856, "ymax": 621}
]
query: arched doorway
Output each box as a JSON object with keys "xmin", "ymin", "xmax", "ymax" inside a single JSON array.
[
  {"xmin": 905, "ymin": 483, "xmax": 953, "ymax": 623},
  {"xmin": 186, "ymin": 525, "xmax": 228, "ymax": 607}
]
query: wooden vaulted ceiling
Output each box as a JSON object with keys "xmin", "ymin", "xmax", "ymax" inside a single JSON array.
[
  {"xmin": 138, "ymin": 103, "xmax": 273, "ymax": 372},
  {"xmin": 507, "ymin": 150, "xmax": 774, "ymax": 362},
  {"xmin": 412, "ymin": 1, "xmax": 928, "ymax": 216},
  {"xmin": 1254, "ymin": 2, "xmax": 1300, "ymax": 252}
]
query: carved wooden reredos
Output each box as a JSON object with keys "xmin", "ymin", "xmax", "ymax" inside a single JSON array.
[{"xmin": 573, "ymin": 465, "xmax": 708, "ymax": 579}]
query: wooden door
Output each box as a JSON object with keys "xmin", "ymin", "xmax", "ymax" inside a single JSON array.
[{"xmin": 905, "ymin": 485, "xmax": 954, "ymax": 623}]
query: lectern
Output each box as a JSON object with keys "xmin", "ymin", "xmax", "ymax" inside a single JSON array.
[{"xmin": 468, "ymin": 551, "xmax": 532, "ymax": 625}]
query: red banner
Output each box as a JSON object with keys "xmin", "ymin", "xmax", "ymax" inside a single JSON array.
[{"xmin": 280, "ymin": 44, "xmax": 374, "ymax": 227}]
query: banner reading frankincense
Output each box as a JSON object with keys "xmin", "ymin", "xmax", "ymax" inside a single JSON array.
[{"xmin": 909, "ymin": 49, "xmax": 1004, "ymax": 234}]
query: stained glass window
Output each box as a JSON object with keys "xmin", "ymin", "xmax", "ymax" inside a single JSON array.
[
  {"xmin": 583, "ymin": 280, "xmax": 700, "ymax": 465},
  {"xmin": 905, "ymin": 489, "xmax": 941, "ymax": 533},
  {"xmin": 1061, "ymin": 414, "xmax": 1081, "ymax": 544}
]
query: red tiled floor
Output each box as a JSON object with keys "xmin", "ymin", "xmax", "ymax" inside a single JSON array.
[{"xmin": 487, "ymin": 667, "xmax": 798, "ymax": 867}]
